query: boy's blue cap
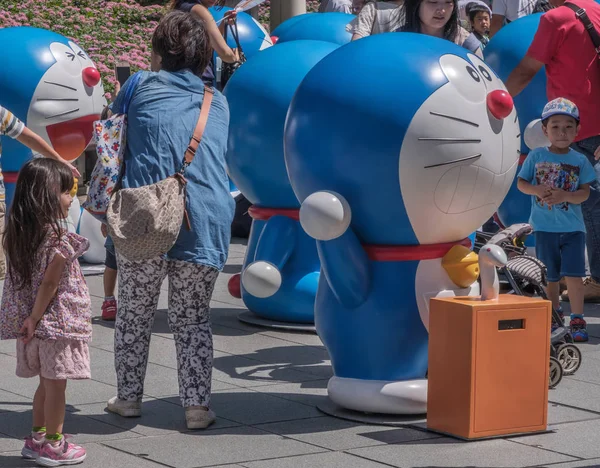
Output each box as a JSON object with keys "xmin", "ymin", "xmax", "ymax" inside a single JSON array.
[{"xmin": 542, "ymin": 98, "xmax": 580, "ymax": 122}]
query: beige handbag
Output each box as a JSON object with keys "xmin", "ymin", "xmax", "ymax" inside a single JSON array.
[{"xmin": 106, "ymin": 87, "xmax": 214, "ymax": 262}]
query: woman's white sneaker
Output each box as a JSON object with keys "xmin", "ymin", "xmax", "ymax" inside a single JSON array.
[
  {"xmin": 106, "ymin": 396, "xmax": 142, "ymax": 417},
  {"xmin": 185, "ymin": 406, "xmax": 216, "ymax": 429}
]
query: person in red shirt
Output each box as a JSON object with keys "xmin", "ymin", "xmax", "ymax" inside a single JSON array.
[{"xmin": 506, "ymin": 0, "xmax": 600, "ymax": 303}]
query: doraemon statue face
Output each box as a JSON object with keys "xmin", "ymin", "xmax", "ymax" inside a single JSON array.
[
  {"xmin": 285, "ymin": 33, "xmax": 520, "ymax": 246},
  {"xmin": 0, "ymin": 27, "xmax": 106, "ymax": 168}
]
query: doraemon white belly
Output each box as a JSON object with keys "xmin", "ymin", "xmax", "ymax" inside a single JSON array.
[{"xmin": 415, "ymin": 258, "xmax": 480, "ymax": 332}]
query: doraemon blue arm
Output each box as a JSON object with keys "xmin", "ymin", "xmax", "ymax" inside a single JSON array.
[
  {"xmin": 0, "ymin": 27, "xmax": 106, "ymax": 205},
  {"xmin": 285, "ymin": 33, "xmax": 520, "ymax": 415}
]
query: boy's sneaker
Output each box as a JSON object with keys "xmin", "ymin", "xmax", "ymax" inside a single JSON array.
[
  {"xmin": 36, "ymin": 438, "xmax": 86, "ymax": 467},
  {"xmin": 101, "ymin": 298, "xmax": 117, "ymax": 321},
  {"xmin": 570, "ymin": 315, "xmax": 589, "ymax": 342},
  {"xmin": 21, "ymin": 434, "xmax": 44, "ymax": 459}
]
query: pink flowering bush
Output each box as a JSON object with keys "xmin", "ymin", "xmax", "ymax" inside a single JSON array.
[{"xmin": 0, "ymin": 0, "xmax": 164, "ymax": 98}]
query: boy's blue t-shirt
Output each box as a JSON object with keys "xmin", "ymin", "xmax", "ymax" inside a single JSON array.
[{"xmin": 518, "ymin": 147, "xmax": 596, "ymax": 233}]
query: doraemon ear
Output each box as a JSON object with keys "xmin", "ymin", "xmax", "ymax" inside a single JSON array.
[{"xmin": 524, "ymin": 119, "xmax": 550, "ymax": 150}]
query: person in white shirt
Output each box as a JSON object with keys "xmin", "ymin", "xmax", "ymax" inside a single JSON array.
[
  {"xmin": 320, "ymin": 0, "xmax": 354, "ymax": 13},
  {"xmin": 346, "ymin": 0, "xmax": 405, "ymax": 39},
  {"xmin": 490, "ymin": 0, "xmax": 537, "ymax": 36}
]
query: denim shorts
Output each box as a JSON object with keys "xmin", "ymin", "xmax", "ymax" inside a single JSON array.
[
  {"xmin": 534, "ymin": 231, "xmax": 586, "ymax": 282},
  {"xmin": 104, "ymin": 235, "xmax": 117, "ymax": 270}
]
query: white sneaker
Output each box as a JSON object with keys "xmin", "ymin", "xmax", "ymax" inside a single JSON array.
[
  {"xmin": 185, "ymin": 406, "xmax": 216, "ymax": 430},
  {"xmin": 106, "ymin": 396, "xmax": 142, "ymax": 417}
]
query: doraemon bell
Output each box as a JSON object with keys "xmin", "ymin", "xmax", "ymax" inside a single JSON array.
[
  {"xmin": 0, "ymin": 27, "xmax": 106, "ymax": 204},
  {"xmin": 285, "ymin": 33, "xmax": 520, "ymax": 414}
]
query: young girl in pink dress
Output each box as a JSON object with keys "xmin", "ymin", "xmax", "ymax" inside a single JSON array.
[{"xmin": 0, "ymin": 158, "xmax": 91, "ymax": 466}]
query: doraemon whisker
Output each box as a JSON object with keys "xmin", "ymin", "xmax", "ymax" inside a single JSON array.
[
  {"xmin": 429, "ymin": 112, "xmax": 479, "ymax": 127},
  {"xmin": 418, "ymin": 138, "xmax": 481, "ymax": 143},
  {"xmin": 424, "ymin": 154, "xmax": 482, "ymax": 169},
  {"xmin": 44, "ymin": 81, "xmax": 77, "ymax": 92},
  {"xmin": 37, "ymin": 98, "xmax": 79, "ymax": 102},
  {"xmin": 45, "ymin": 108, "xmax": 80, "ymax": 119}
]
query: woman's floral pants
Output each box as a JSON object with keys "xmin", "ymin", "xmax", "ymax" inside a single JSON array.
[{"xmin": 114, "ymin": 256, "xmax": 219, "ymax": 408}]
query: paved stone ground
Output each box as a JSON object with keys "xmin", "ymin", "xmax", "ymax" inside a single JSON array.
[{"xmin": 1, "ymin": 238, "xmax": 600, "ymax": 468}]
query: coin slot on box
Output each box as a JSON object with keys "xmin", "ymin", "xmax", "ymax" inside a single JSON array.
[{"xmin": 498, "ymin": 319, "xmax": 524, "ymax": 330}]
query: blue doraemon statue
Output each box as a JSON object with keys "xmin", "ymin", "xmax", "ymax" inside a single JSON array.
[
  {"xmin": 0, "ymin": 27, "xmax": 106, "ymax": 205},
  {"xmin": 209, "ymin": 7, "xmax": 273, "ymax": 58},
  {"xmin": 270, "ymin": 13, "xmax": 313, "ymax": 38},
  {"xmin": 285, "ymin": 33, "xmax": 520, "ymax": 414},
  {"xmin": 275, "ymin": 12, "xmax": 354, "ymax": 46},
  {"xmin": 485, "ymin": 14, "xmax": 547, "ymax": 233},
  {"xmin": 224, "ymin": 40, "xmax": 339, "ymax": 324}
]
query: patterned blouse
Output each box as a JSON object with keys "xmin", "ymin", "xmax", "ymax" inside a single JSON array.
[{"xmin": 0, "ymin": 231, "xmax": 92, "ymax": 342}]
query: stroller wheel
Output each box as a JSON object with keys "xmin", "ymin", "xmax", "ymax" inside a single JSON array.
[
  {"xmin": 557, "ymin": 344, "xmax": 582, "ymax": 375},
  {"xmin": 549, "ymin": 357, "xmax": 563, "ymax": 389}
]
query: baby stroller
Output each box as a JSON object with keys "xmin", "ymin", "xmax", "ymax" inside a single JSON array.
[{"xmin": 474, "ymin": 224, "xmax": 582, "ymax": 389}]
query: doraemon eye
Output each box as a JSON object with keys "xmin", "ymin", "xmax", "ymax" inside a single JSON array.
[
  {"xmin": 466, "ymin": 65, "xmax": 481, "ymax": 82},
  {"xmin": 439, "ymin": 54, "xmax": 486, "ymax": 103},
  {"xmin": 478, "ymin": 66, "xmax": 492, "ymax": 82},
  {"xmin": 69, "ymin": 41, "xmax": 93, "ymax": 67},
  {"xmin": 50, "ymin": 42, "xmax": 82, "ymax": 76},
  {"xmin": 467, "ymin": 54, "xmax": 505, "ymax": 92}
]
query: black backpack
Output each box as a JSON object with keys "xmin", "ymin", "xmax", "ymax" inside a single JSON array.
[{"xmin": 231, "ymin": 193, "xmax": 252, "ymax": 238}]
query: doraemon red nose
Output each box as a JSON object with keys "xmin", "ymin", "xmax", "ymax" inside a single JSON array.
[
  {"xmin": 486, "ymin": 90, "xmax": 514, "ymax": 120},
  {"xmin": 82, "ymin": 67, "xmax": 101, "ymax": 87}
]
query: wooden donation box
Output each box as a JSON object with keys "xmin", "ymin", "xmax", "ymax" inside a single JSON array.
[{"xmin": 427, "ymin": 295, "xmax": 551, "ymax": 440}]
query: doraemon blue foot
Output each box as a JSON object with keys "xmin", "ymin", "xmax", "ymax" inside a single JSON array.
[{"xmin": 285, "ymin": 34, "xmax": 520, "ymax": 414}]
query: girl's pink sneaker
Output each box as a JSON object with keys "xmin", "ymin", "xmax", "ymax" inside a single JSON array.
[
  {"xmin": 21, "ymin": 434, "xmax": 44, "ymax": 459},
  {"xmin": 36, "ymin": 438, "xmax": 86, "ymax": 467},
  {"xmin": 22, "ymin": 434, "xmax": 73, "ymax": 460}
]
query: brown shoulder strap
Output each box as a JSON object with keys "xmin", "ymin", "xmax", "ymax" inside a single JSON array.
[
  {"xmin": 184, "ymin": 86, "xmax": 215, "ymax": 165},
  {"xmin": 564, "ymin": 2, "xmax": 600, "ymax": 53}
]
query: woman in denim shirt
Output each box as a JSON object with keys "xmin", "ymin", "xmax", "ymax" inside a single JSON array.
[{"xmin": 105, "ymin": 11, "xmax": 235, "ymax": 430}]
